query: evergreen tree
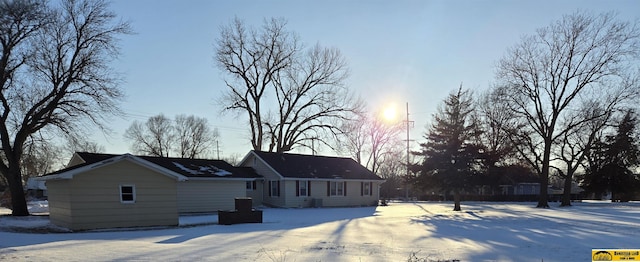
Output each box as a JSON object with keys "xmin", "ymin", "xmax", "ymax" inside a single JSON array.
[
  {"xmin": 583, "ymin": 111, "xmax": 640, "ymax": 202},
  {"xmin": 414, "ymin": 87, "xmax": 484, "ymax": 211}
]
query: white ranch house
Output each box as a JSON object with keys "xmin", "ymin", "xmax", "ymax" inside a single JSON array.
[{"xmin": 40, "ymin": 151, "xmax": 383, "ymax": 230}]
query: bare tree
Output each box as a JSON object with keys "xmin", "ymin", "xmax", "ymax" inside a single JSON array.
[
  {"xmin": 0, "ymin": 0, "xmax": 130, "ymax": 216},
  {"xmin": 376, "ymin": 146, "xmax": 407, "ymax": 199},
  {"xmin": 222, "ymin": 152, "xmax": 244, "ymax": 166},
  {"xmin": 338, "ymin": 113, "xmax": 404, "ymax": 175},
  {"xmin": 125, "ymin": 114, "xmax": 174, "ymax": 157},
  {"xmin": 174, "ymin": 114, "xmax": 218, "ymax": 158},
  {"xmin": 339, "ymin": 116, "xmax": 368, "ymax": 164},
  {"xmin": 65, "ymin": 136, "xmax": 105, "ymax": 154},
  {"xmin": 215, "ymin": 17, "xmax": 361, "ymax": 153},
  {"xmin": 215, "ymin": 17, "xmax": 297, "ymax": 151},
  {"xmin": 20, "ymin": 135, "xmax": 61, "ymax": 183},
  {"xmin": 477, "ymin": 91, "xmax": 519, "ymax": 167},
  {"xmin": 492, "ymin": 11, "xmax": 640, "ymax": 208},
  {"xmin": 124, "ymin": 114, "xmax": 219, "ymax": 158},
  {"xmin": 339, "ymin": 112, "xmax": 407, "ymax": 201}
]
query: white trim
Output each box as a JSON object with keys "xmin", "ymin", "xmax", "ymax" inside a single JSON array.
[
  {"xmin": 238, "ymin": 152, "xmax": 253, "ymax": 167},
  {"xmin": 270, "ymin": 180, "xmax": 280, "ymax": 197},
  {"xmin": 298, "ymin": 180, "xmax": 309, "ymax": 197},
  {"xmin": 119, "ymin": 184, "xmax": 136, "ymax": 204},
  {"xmin": 246, "ymin": 181, "xmax": 255, "ymax": 191},
  {"xmin": 328, "ymin": 181, "xmax": 346, "ymax": 197},
  {"xmin": 363, "ymin": 181, "xmax": 372, "ymax": 196}
]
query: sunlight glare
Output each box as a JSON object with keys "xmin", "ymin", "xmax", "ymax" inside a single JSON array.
[{"xmin": 383, "ymin": 106, "xmax": 397, "ymax": 122}]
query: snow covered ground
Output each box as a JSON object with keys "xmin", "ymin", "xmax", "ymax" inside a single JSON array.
[{"xmin": 1, "ymin": 201, "xmax": 638, "ymax": 261}]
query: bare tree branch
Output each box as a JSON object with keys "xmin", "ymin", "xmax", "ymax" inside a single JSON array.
[
  {"xmin": 215, "ymin": 18, "xmax": 362, "ymax": 153},
  {"xmin": 0, "ymin": 0, "xmax": 130, "ymax": 216}
]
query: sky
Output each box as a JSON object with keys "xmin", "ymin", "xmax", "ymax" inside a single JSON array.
[{"xmin": 92, "ymin": 0, "xmax": 640, "ymax": 159}]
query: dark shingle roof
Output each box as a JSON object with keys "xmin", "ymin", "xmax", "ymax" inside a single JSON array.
[
  {"xmin": 75, "ymin": 152, "xmax": 114, "ymax": 163},
  {"xmin": 252, "ymin": 151, "xmax": 383, "ymax": 180},
  {"xmin": 68, "ymin": 152, "xmax": 260, "ymax": 179}
]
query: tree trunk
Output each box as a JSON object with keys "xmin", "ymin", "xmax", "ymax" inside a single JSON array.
[
  {"xmin": 537, "ymin": 173, "xmax": 550, "ymax": 208},
  {"xmin": 6, "ymin": 167, "xmax": 29, "ymax": 216},
  {"xmin": 537, "ymin": 142, "xmax": 551, "ymax": 208},
  {"xmin": 453, "ymin": 189, "xmax": 461, "ymax": 211},
  {"xmin": 611, "ymin": 190, "xmax": 617, "ymax": 202},
  {"xmin": 560, "ymin": 172, "xmax": 573, "ymax": 207}
]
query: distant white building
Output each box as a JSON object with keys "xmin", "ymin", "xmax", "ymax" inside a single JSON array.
[{"xmin": 25, "ymin": 177, "xmax": 47, "ymax": 198}]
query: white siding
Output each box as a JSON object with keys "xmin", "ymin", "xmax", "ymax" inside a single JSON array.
[
  {"xmin": 280, "ymin": 180, "xmax": 380, "ymax": 208},
  {"xmin": 314, "ymin": 181, "xmax": 380, "ymax": 207},
  {"xmin": 245, "ymin": 180, "xmax": 263, "ymax": 207},
  {"xmin": 240, "ymin": 152, "xmax": 381, "ymax": 208},
  {"xmin": 177, "ymin": 180, "xmax": 245, "ymax": 213},
  {"xmin": 241, "ymin": 154, "xmax": 284, "ymax": 207},
  {"xmin": 264, "ymin": 179, "xmax": 286, "ymax": 207},
  {"xmin": 241, "ymin": 154, "xmax": 280, "ymax": 180},
  {"xmin": 285, "ymin": 180, "xmax": 327, "ymax": 208}
]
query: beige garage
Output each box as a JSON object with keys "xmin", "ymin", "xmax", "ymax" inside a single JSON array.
[{"xmin": 42, "ymin": 153, "xmax": 259, "ymax": 231}]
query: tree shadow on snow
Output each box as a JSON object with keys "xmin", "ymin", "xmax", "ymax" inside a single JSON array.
[
  {"xmin": 408, "ymin": 202, "xmax": 640, "ymax": 261},
  {"xmin": 0, "ymin": 206, "xmax": 379, "ymax": 251}
]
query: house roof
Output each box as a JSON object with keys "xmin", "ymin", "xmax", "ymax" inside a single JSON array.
[
  {"xmin": 250, "ymin": 151, "xmax": 383, "ymax": 181},
  {"xmin": 73, "ymin": 152, "xmax": 114, "ymax": 164},
  {"xmin": 137, "ymin": 155, "xmax": 259, "ymax": 179},
  {"xmin": 42, "ymin": 152, "xmax": 260, "ymax": 180}
]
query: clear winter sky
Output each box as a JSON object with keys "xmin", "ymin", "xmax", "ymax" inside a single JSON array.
[{"xmin": 96, "ymin": 0, "xmax": 640, "ymax": 159}]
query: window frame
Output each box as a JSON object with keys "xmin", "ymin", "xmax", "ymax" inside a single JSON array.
[
  {"xmin": 270, "ymin": 180, "xmax": 280, "ymax": 197},
  {"xmin": 298, "ymin": 180, "xmax": 309, "ymax": 197},
  {"xmin": 120, "ymin": 184, "xmax": 136, "ymax": 204},
  {"xmin": 363, "ymin": 182, "xmax": 371, "ymax": 196},
  {"xmin": 246, "ymin": 181, "xmax": 256, "ymax": 191},
  {"xmin": 329, "ymin": 181, "xmax": 346, "ymax": 197}
]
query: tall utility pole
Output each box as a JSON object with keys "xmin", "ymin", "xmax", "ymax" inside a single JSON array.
[
  {"xmin": 216, "ymin": 140, "xmax": 220, "ymax": 159},
  {"xmin": 404, "ymin": 102, "xmax": 414, "ymax": 200}
]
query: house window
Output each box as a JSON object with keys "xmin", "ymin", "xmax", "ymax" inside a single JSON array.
[
  {"xmin": 270, "ymin": 181, "xmax": 280, "ymax": 197},
  {"xmin": 246, "ymin": 181, "xmax": 256, "ymax": 191},
  {"xmin": 297, "ymin": 180, "xmax": 309, "ymax": 197},
  {"xmin": 329, "ymin": 181, "xmax": 345, "ymax": 196},
  {"xmin": 120, "ymin": 185, "xmax": 136, "ymax": 203},
  {"xmin": 362, "ymin": 182, "xmax": 372, "ymax": 196}
]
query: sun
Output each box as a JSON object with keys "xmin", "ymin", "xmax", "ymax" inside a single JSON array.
[{"xmin": 382, "ymin": 106, "xmax": 397, "ymax": 122}]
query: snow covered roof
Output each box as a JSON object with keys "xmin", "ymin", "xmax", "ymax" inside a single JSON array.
[
  {"xmin": 40, "ymin": 152, "xmax": 260, "ymax": 181},
  {"xmin": 146, "ymin": 156, "xmax": 256, "ymax": 178},
  {"xmin": 249, "ymin": 151, "xmax": 383, "ymax": 181}
]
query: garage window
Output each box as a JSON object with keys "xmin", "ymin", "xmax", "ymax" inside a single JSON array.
[{"xmin": 120, "ymin": 185, "xmax": 136, "ymax": 203}]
